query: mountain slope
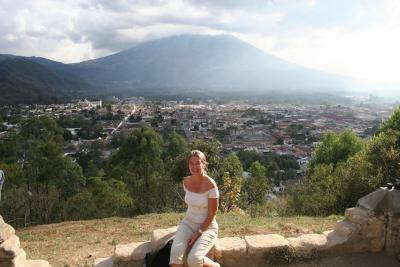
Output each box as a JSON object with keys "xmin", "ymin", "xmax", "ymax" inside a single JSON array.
[
  {"xmin": 0, "ymin": 56, "xmax": 99, "ymax": 105},
  {"xmin": 72, "ymin": 34, "xmax": 351, "ymax": 93},
  {"xmin": 0, "ymin": 34, "xmax": 353, "ymax": 104}
]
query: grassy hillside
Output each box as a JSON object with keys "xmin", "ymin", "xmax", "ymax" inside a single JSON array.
[{"xmin": 15, "ymin": 212, "xmax": 342, "ymax": 267}]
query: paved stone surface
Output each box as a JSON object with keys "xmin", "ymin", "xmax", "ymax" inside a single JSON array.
[
  {"xmin": 93, "ymin": 257, "xmax": 113, "ymax": 267},
  {"xmin": 245, "ymin": 234, "xmax": 289, "ymax": 255},
  {"xmin": 150, "ymin": 226, "xmax": 177, "ymax": 252},
  {"xmin": 114, "ymin": 241, "xmax": 151, "ymax": 262}
]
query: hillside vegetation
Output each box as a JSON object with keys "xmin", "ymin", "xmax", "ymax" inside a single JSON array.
[{"xmin": 1, "ymin": 107, "xmax": 400, "ymax": 229}]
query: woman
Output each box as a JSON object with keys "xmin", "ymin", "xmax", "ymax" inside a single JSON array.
[{"xmin": 170, "ymin": 150, "xmax": 220, "ymax": 267}]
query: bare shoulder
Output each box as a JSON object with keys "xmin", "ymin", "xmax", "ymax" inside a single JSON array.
[
  {"xmin": 205, "ymin": 176, "xmax": 217, "ymax": 190},
  {"xmin": 183, "ymin": 176, "xmax": 191, "ymax": 187}
]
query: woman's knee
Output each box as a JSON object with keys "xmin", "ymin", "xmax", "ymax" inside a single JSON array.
[
  {"xmin": 186, "ymin": 252, "xmax": 203, "ymax": 267},
  {"xmin": 170, "ymin": 242, "xmax": 186, "ymax": 263}
]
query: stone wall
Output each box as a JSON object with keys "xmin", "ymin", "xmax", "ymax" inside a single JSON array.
[
  {"xmin": 94, "ymin": 199, "xmax": 399, "ymax": 267},
  {"xmin": 0, "ymin": 215, "xmax": 51, "ymax": 267}
]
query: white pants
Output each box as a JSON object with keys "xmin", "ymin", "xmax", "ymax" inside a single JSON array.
[{"xmin": 169, "ymin": 217, "xmax": 218, "ymax": 267}]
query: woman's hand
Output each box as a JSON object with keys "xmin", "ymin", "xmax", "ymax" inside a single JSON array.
[{"xmin": 188, "ymin": 231, "xmax": 201, "ymax": 246}]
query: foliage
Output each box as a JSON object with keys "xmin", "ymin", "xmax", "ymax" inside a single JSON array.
[
  {"xmin": 287, "ymin": 164, "xmax": 338, "ymax": 216},
  {"xmin": 110, "ymin": 127, "xmax": 166, "ymax": 213},
  {"xmin": 166, "ymin": 130, "xmax": 189, "ymax": 159},
  {"xmin": 242, "ymin": 161, "xmax": 270, "ymax": 207},
  {"xmin": 308, "ymin": 129, "xmax": 364, "ymax": 172},
  {"xmin": 219, "ymin": 153, "xmax": 243, "ymax": 213},
  {"xmin": 288, "ymin": 107, "xmax": 400, "ymax": 215}
]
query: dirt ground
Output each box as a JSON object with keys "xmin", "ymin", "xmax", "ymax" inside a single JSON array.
[{"xmin": 286, "ymin": 252, "xmax": 399, "ymax": 267}]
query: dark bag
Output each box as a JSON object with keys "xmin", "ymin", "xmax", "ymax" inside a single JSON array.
[{"xmin": 145, "ymin": 239, "xmax": 173, "ymax": 267}]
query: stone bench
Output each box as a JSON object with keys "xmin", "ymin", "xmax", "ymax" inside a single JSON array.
[{"xmin": 94, "ymin": 205, "xmax": 390, "ymax": 267}]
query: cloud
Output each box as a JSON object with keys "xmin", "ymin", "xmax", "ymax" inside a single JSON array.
[{"xmin": 0, "ymin": 0, "xmax": 399, "ymax": 84}]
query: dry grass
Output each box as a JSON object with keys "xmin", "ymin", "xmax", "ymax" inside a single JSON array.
[{"xmin": 16, "ymin": 213, "xmax": 343, "ymax": 267}]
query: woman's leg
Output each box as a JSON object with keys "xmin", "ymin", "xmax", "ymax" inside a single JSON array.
[
  {"xmin": 186, "ymin": 226, "xmax": 218, "ymax": 267},
  {"xmin": 170, "ymin": 219, "xmax": 194, "ymax": 266}
]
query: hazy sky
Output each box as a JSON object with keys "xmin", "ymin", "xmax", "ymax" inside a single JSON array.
[{"xmin": 1, "ymin": 0, "xmax": 400, "ymax": 85}]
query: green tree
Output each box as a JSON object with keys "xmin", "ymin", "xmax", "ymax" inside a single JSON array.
[
  {"xmin": 167, "ymin": 130, "xmax": 189, "ymax": 159},
  {"xmin": 0, "ymin": 162, "xmax": 27, "ymax": 225},
  {"xmin": 110, "ymin": 127, "xmax": 165, "ymax": 213},
  {"xmin": 219, "ymin": 153, "xmax": 243, "ymax": 213},
  {"xmin": 308, "ymin": 129, "xmax": 364, "ymax": 173},
  {"xmin": 242, "ymin": 161, "xmax": 270, "ymax": 206},
  {"xmin": 64, "ymin": 177, "xmax": 133, "ymax": 220},
  {"xmin": 288, "ymin": 164, "xmax": 337, "ymax": 216}
]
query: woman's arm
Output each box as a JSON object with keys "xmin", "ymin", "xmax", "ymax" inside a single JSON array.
[{"xmin": 199, "ymin": 197, "xmax": 218, "ymax": 231}]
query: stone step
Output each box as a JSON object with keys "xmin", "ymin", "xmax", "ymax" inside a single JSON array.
[
  {"xmin": 24, "ymin": 259, "xmax": 51, "ymax": 267},
  {"xmin": 93, "ymin": 256, "xmax": 113, "ymax": 267}
]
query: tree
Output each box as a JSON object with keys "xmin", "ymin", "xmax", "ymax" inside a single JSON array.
[
  {"xmin": 287, "ymin": 164, "xmax": 338, "ymax": 216},
  {"xmin": 166, "ymin": 130, "xmax": 189, "ymax": 159},
  {"xmin": 237, "ymin": 150, "xmax": 264, "ymax": 170},
  {"xmin": 242, "ymin": 161, "xmax": 270, "ymax": 206},
  {"xmin": 219, "ymin": 153, "xmax": 243, "ymax": 213},
  {"xmin": 64, "ymin": 177, "xmax": 133, "ymax": 220},
  {"xmin": 110, "ymin": 127, "xmax": 165, "ymax": 213},
  {"xmin": 308, "ymin": 129, "xmax": 364, "ymax": 173},
  {"xmin": 0, "ymin": 162, "xmax": 27, "ymax": 225}
]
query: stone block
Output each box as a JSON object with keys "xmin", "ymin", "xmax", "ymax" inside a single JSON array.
[
  {"xmin": 345, "ymin": 207, "xmax": 370, "ymax": 225},
  {"xmin": 12, "ymin": 248, "xmax": 26, "ymax": 267},
  {"xmin": 150, "ymin": 226, "xmax": 177, "ymax": 252},
  {"xmin": 323, "ymin": 230, "xmax": 348, "ymax": 248},
  {"xmin": 0, "ymin": 259, "xmax": 13, "ymax": 267},
  {"xmin": 214, "ymin": 237, "xmax": 246, "ymax": 259},
  {"xmin": 287, "ymin": 237, "xmax": 302, "ymax": 250},
  {"xmin": 0, "ymin": 221, "xmax": 15, "ymax": 244},
  {"xmin": 245, "ymin": 234, "xmax": 289, "ymax": 256},
  {"xmin": 114, "ymin": 241, "xmax": 151, "ymax": 262},
  {"xmin": 359, "ymin": 222, "xmax": 384, "ymax": 238},
  {"xmin": 288, "ymin": 234, "xmax": 329, "ymax": 253},
  {"xmin": 0, "ymin": 235, "xmax": 21, "ymax": 258},
  {"xmin": 93, "ymin": 257, "xmax": 113, "ymax": 267},
  {"xmin": 334, "ymin": 220, "xmax": 359, "ymax": 238}
]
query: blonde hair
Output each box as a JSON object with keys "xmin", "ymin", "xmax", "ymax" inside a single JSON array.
[{"xmin": 188, "ymin": 150, "xmax": 209, "ymax": 172}]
